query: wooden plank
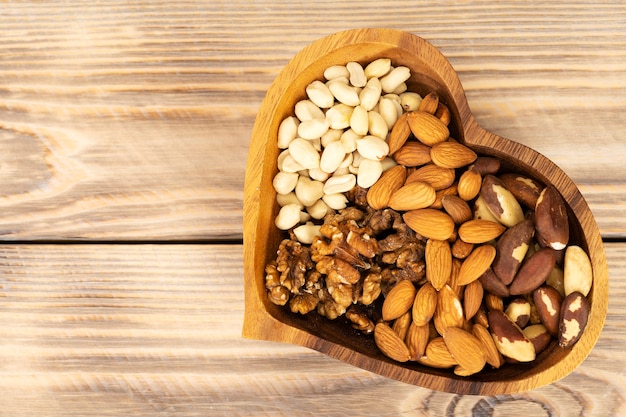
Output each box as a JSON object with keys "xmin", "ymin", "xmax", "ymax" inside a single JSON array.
[
  {"xmin": 0, "ymin": 243, "xmax": 623, "ymax": 415},
  {"xmin": 0, "ymin": 0, "xmax": 624, "ymax": 240}
]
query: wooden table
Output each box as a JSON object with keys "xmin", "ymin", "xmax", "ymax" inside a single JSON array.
[{"xmin": 1, "ymin": 1, "xmax": 624, "ymax": 415}]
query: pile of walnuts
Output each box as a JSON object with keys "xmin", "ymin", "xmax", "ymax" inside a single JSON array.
[{"xmin": 264, "ymin": 187, "xmax": 427, "ymax": 332}]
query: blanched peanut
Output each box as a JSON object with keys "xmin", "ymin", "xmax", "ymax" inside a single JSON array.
[
  {"xmin": 306, "ymin": 199, "xmax": 330, "ymax": 220},
  {"xmin": 368, "ymin": 110, "xmax": 389, "ymax": 139},
  {"xmin": 350, "ymin": 105, "xmax": 369, "ymax": 136},
  {"xmin": 326, "ymin": 103, "xmax": 354, "ymax": 129},
  {"xmin": 380, "ymin": 156, "xmax": 398, "ymax": 171},
  {"xmin": 401, "ymin": 92, "xmax": 422, "ymax": 112},
  {"xmin": 357, "ymin": 158, "xmax": 383, "ymax": 188},
  {"xmin": 323, "ymin": 173, "xmax": 356, "ymax": 194},
  {"xmin": 288, "ymin": 138, "xmax": 320, "ymax": 169},
  {"xmin": 359, "ymin": 77, "xmax": 382, "ymax": 111},
  {"xmin": 340, "ymin": 129, "xmax": 360, "ymax": 153},
  {"xmin": 322, "ymin": 193, "xmax": 349, "ymax": 210},
  {"xmin": 276, "ymin": 192, "xmax": 302, "ymax": 207},
  {"xmin": 356, "ymin": 135, "xmax": 389, "ymax": 161},
  {"xmin": 338, "ymin": 151, "xmax": 354, "ymax": 169},
  {"xmin": 295, "ymin": 176, "xmax": 324, "ymax": 207},
  {"xmin": 321, "ymin": 129, "xmax": 342, "ymax": 147},
  {"xmin": 346, "ymin": 61, "xmax": 367, "ymax": 87},
  {"xmin": 275, "ymin": 204, "xmax": 302, "ymax": 230},
  {"xmin": 293, "ymin": 222, "xmax": 322, "ymax": 244},
  {"xmin": 364, "ymin": 58, "xmax": 391, "ymax": 79},
  {"xmin": 273, "ymin": 171, "xmax": 299, "ymax": 194},
  {"xmin": 298, "ymin": 118, "xmax": 330, "ymax": 140},
  {"xmin": 295, "ymin": 99, "xmax": 325, "ymax": 121},
  {"xmin": 380, "ymin": 66, "xmax": 411, "ymax": 93},
  {"xmin": 280, "ymin": 154, "xmax": 305, "ymax": 173},
  {"xmin": 320, "ymin": 140, "xmax": 347, "ymax": 173},
  {"xmin": 306, "ymin": 80, "xmax": 335, "ymax": 109},
  {"xmin": 328, "ymin": 80, "xmax": 360, "ymax": 106},
  {"xmin": 277, "ymin": 116, "xmax": 299, "ymax": 149},
  {"xmin": 308, "ymin": 167, "xmax": 330, "ymax": 182},
  {"xmin": 324, "ymin": 65, "xmax": 350, "ymax": 80},
  {"xmin": 378, "ymin": 97, "xmax": 399, "ymax": 129}
]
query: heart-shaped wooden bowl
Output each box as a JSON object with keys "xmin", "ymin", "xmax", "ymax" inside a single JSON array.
[{"xmin": 242, "ymin": 28, "xmax": 608, "ymax": 395}]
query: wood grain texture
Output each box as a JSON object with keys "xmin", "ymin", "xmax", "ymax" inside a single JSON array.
[
  {"xmin": 0, "ymin": 244, "xmax": 623, "ymax": 416},
  {"xmin": 0, "ymin": 0, "xmax": 624, "ymax": 240}
]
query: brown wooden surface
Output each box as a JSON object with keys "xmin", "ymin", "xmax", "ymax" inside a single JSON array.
[{"xmin": 0, "ymin": 0, "xmax": 625, "ymax": 415}]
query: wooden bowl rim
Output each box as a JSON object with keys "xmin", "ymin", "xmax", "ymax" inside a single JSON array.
[{"xmin": 242, "ymin": 28, "xmax": 608, "ymax": 395}]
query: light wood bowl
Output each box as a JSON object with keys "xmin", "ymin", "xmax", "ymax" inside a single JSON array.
[{"xmin": 242, "ymin": 28, "xmax": 608, "ymax": 395}]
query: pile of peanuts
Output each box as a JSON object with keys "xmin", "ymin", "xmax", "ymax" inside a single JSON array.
[{"xmin": 272, "ymin": 59, "xmax": 422, "ymax": 243}]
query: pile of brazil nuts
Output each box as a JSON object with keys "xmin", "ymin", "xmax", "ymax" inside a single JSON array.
[{"xmin": 265, "ymin": 59, "xmax": 592, "ymax": 376}]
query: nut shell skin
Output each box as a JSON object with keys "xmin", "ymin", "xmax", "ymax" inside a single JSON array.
[
  {"xmin": 492, "ymin": 218, "xmax": 535, "ymax": 285},
  {"xmin": 533, "ymin": 285, "xmax": 563, "ymax": 336},
  {"xmin": 535, "ymin": 185, "xmax": 569, "ymax": 250},
  {"xmin": 480, "ymin": 174, "xmax": 525, "ymax": 227},
  {"xmin": 488, "ymin": 309, "xmax": 536, "ymax": 362},
  {"xmin": 499, "ymin": 173, "xmax": 544, "ymax": 209},
  {"xmin": 509, "ymin": 247, "xmax": 556, "ymax": 296},
  {"xmin": 478, "ymin": 267, "xmax": 510, "ymax": 298},
  {"xmin": 558, "ymin": 291, "xmax": 590, "ymax": 348}
]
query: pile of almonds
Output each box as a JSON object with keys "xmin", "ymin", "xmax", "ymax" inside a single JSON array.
[{"xmin": 266, "ymin": 59, "xmax": 593, "ymax": 377}]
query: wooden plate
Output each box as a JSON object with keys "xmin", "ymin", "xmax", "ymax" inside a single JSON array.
[{"xmin": 242, "ymin": 28, "xmax": 608, "ymax": 395}]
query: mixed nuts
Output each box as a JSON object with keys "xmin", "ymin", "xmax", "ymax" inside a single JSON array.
[{"xmin": 264, "ymin": 59, "xmax": 593, "ymax": 376}]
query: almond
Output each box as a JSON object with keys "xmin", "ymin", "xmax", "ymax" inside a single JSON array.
[
  {"xmin": 392, "ymin": 310, "xmax": 412, "ymax": 341},
  {"xmin": 458, "ymin": 219, "xmax": 506, "ymax": 244},
  {"xmin": 412, "ymin": 282, "xmax": 438, "ymax": 325},
  {"xmin": 430, "ymin": 141, "xmax": 477, "ymax": 169},
  {"xmin": 405, "ymin": 164, "xmax": 456, "ymax": 190},
  {"xmin": 387, "ymin": 112, "xmax": 411, "ymax": 154},
  {"xmin": 392, "ymin": 141, "xmax": 432, "ymax": 167},
  {"xmin": 403, "ymin": 208, "xmax": 455, "ymax": 241},
  {"xmin": 535, "ymin": 185, "xmax": 569, "ymax": 250},
  {"xmin": 382, "ymin": 279, "xmax": 417, "ymax": 321},
  {"xmin": 563, "ymin": 245, "xmax": 593, "ymax": 297},
  {"xmin": 442, "ymin": 195, "xmax": 473, "ymax": 224},
  {"xmin": 433, "ymin": 284, "xmax": 464, "ymax": 336},
  {"xmin": 417, "ymin": 92, "xmax": 439, "ymax": 114},
  {"xmin": 425, "ymin": 239, "xmax": 452, "ymax": 291},
  {"xmin": 463, "ymin": 279, "xmax": 484, "ymax": 320},
  {"xmin": 406, "ymin": 322, "xmax": 430, "ymax": 360},
  {"xmin": 419, "ymin": 337, "xmax": 457, "ymax": 368},
  {"xmin": 443, "ymin": 327, "xmax": 487, "ymax": 374},
  {"xmin": 366, "ymin": 165, "xmax": 407, "ymax": 210},
  {"xmin": 407, "ymin": 111, "xmax": 449, "ymax": 146},
  {"xmin": 451, "ymin": 238, "xmax": 474, "ymax": 259},
  {"xmin": 485, "ymin": 292, "xmax": 504, "ymax": 312},
  {"xmin": 431, "ymin": 183, "xmax": 458, "ymax": 210},
  {"xmin": 457, "ymin": 169, "xmax": 482, "ymax": 201},
  {"xmin": 374, "ymin": 322, "xmax": 411, "ymax": 362},
  {"xmin": 388, "ymin": 181, "xmax": 436, "ymax": 211},
  {"xmin": 558, "ymin": 291, "xmax": 590, "ymax": 348},
  {"xmin": 472, "ymin": 323, "xmax": 504, "ymax": 368},
  {"xmin": 509, "ymin": 247, "xmax": 556, "ymax": 296},
  {"xmin": 434, "ymin": 102, "xmax": 451, "ymax": 125},
  {"xmin": 457, "ymin": 244, "xmax": 497, "ymax": 286}
]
